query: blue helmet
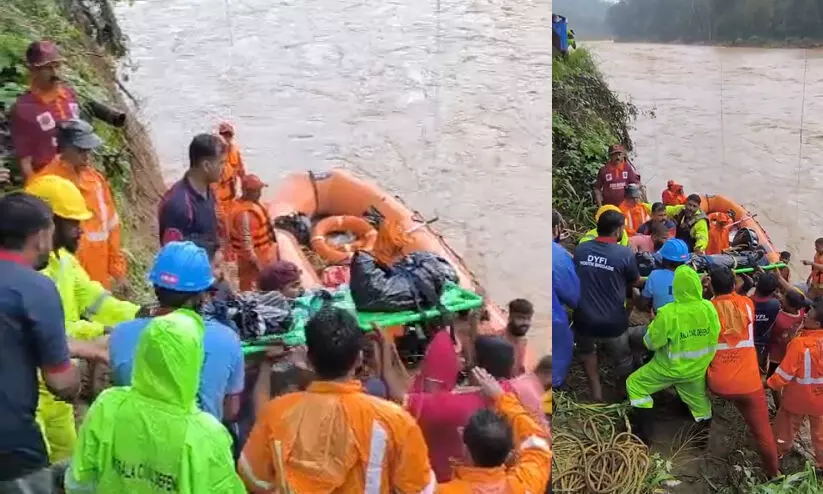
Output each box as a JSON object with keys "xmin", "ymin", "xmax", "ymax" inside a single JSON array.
[
  {"xmin": 149, "ymin": 241, "xmax": 215, "ymax": 292},
  {"xmin": 659, "ymin": 238, "xmax": 690, "ymax": 263}
]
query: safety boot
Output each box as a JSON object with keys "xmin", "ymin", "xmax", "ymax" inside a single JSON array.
[{"xmin": 630, "ymin": 407, "xmax": 655, "ymax": 445}]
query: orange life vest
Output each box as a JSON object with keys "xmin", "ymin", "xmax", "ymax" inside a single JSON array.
[
  {"xmin": 706, "ymin": 212, "xmax": 732, "ymax": 255},
  {"xmin": 707, "ymin": 293, "xmax": 761, "ymax": 396},
  {"xmin": 214, "ymin": 142, "xmax": 244, "ymax": 204},
  {"xmin": 662, "ymin": 188, "xmax": 686, "ymax": 206},
  {"xmin": 810, "ymin": 253, "xmax": 823, "ymax": 287},
  {"xmin": 229, "ymin": 200, "xmax": 277, "ymax": 261},
  {"xmin": 619, "ymin": 200, "xmax": 649, "ymax": 237}
]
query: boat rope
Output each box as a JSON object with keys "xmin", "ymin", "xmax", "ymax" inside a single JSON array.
[{"xmin": 795, "ymin": 48, "xmax": 809, "ymax": 225}]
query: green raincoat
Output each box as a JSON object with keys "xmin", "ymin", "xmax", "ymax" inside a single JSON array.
[
  {"xmin": 37, "ymin": 248, "xmax": 140, "ymax": 462},
  {"xmin": 626, "ymin": 265, "xmax": 720, "ymax": 421},
  {"xmin": 65, "ymin": 309, "xmax": 245, "ymax": 494}
]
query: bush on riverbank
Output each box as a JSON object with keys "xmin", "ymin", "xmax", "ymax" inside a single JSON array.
[
  {"xmin": 1, "ymin": 0, "xmax": 165, "ymax": 302},
  {"xmin": 607, "ymin": 0, "xmax": 823, "ymax": 46},
  {"xmin": 552, "ymin": 48, "xmax": 636, "ymax": 232}
]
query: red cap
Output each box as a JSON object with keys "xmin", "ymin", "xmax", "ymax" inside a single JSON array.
[
  {"xmin": 218, "ymin": 121, "xmax": 235, "ymax": 136},
  {"xmin": 242, "ymin": 174, "xmax": 267, "ymax": 191},
  {"xmin": 26, "ymin": 41, "xmax": 65, "ymax": 67}
]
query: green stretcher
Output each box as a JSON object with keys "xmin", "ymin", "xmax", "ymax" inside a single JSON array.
[{"xmin": 241, "ymin": 282, "xmax": 483, "ymax": 355}]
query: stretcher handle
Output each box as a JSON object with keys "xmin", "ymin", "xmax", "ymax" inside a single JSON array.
[{"xmin": 731, "ymin": 262, "xmax": 786, "ymax": 275}]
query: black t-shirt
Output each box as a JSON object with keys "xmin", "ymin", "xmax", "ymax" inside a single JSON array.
[
  {"xmin": 573, "ymin": 238, "xmax": 640, "ymax": 337},
  {"xmin": 0, "ymin": 254, "xmax": 71, "ymax": 481},
  {"xmin": 751, "ymin": 294, "xmax": 781, "ymax": 348}
]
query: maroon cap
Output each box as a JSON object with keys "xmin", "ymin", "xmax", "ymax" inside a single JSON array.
[
  {"xmin": 258, "ymin": 261, "xmax": 301, "ymax": 292},
  {"xmin": 26, "ymin": 41, "xmax": 65, "ymax": 67}
]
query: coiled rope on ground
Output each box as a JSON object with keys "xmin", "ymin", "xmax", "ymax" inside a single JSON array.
[{"xmin": 553, "ymin": 397, "xmax": 653, "ymax": 494}]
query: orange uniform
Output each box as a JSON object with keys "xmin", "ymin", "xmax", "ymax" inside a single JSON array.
[
  {"xmin": 706, "ymin": 212, "xmax": 732, "ymax": 255},
  {"xmin": 229, "ymin": 199, "xmax": 277, "ymax": 291},
  {"xmin": 709, "ymin": 292, "xmax": 779, "ymax": 476},
  {"xmin": 619, "ymin": 200, "xmax": 650, "ymax": 237},
  {"xmin": 213, "ymin": 140, "xmax": 246, "ymax": 248},
  {"xmin": 809, "ymin": 253, "xmax": 823, "ymax": 292},
  {"xmin": 35, "ymin": 158, "xmax": 126, "ymax": 288},
  {"xmin": 662, "ymin": 182, "xmax": 686, "ymax": 206},
  {"xmin": 239, "ymin": 380, "xmax": 435, "ymax": 493},
  {"xmin": 436, "ymin": 393, "xmax": 551, "ymax": 494},
  {"xmin": 769, "ymin": 329, "xmax": 823, "ymax": 467},
  {"xmin": 708, "ymin": 293, "xmax": 760, "ymax": 395}
]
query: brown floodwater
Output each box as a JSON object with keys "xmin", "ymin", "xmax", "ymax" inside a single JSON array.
[
  {"xmin": 116, "ymin": 0, "xmax": 552, "ymax": 356},
  {"xmin": 590, "ymin": 41, "xmax": 823, "ymax": 280}
]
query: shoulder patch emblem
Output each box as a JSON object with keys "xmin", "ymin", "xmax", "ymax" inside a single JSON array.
[{"xmin": 36, "ymin": 111, "xmax": 56, "ymax": 131}]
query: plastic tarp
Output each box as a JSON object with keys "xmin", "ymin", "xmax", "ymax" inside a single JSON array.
[
  {"xmin": 552, "ymin": 14, "xmax": 568, "ymax": 53},
  {"xmin": 241, "ymin": 282, "xmax": 483, "ymax": 355}
]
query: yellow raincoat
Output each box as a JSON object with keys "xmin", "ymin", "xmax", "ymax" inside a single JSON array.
[{"xmin": 37, "ymin": 248, "xmax": 139, "ymax": 462}]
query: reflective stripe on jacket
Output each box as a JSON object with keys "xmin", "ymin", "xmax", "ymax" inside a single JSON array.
[
  {"xmin": 767, "ymin": 330, "xmax": 823, "ymax": 416},
  {"xmin": 35, "ymin": 160, "xmax": 127, "ymax": 288},
  {"xmin": 239, "ymin": 380, "xmax": 436, "ymax": 494},
  {"xmin": 643, "ymin": 265, "xmax": 721, "ymax": 379},
  {"xmin": 708, "ymin": 293, "xmax": 762, "ymax": 395},
  {"xmin": 229, "ymin": 200, "xmax": 276, "ymax": 261},
  {"xmin": 436, "ymin": 393, "xmax": 551, "ymax": 494},
  {"xmin": 65, "ymin": 309, "xmax": 246, "ymax": 493}
]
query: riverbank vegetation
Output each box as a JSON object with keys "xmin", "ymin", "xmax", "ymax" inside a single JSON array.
[
  {"xmin": 607, "ymin": 0, "xmax": 823, "ymax": 47},
  {"xmin": 0, "ymin": 0, "xmax": 165, "ymax": 301},
  {"xmin": 551, "ymin": 48, "xmax": 636, "ymax": 233}
]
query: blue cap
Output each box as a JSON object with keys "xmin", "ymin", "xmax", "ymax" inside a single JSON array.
[{"xmin": 149, "ymin": 241, "xmax": 215, "ymax": 292}]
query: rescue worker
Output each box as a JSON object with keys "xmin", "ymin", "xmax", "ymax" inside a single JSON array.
[
  {"xmin": 637, "ymin": 202, "xmax": 676, "ymax": 237},
  {"xmin": 257, "ymin": 260, "xmax": 305, "ymax": 298},
  {"xmin": 751, "ymin": 273, "xmax": 781, "ymax": 368},
  {"xmin": 0, "ymin": 192, "xmax": 107, "ymax": 489},
  {"xmin": 768, "ymin": 299, "xmax": 823, "ymax": 470},
  {"xmin": 109, "ymin": 241, "xmax": 245, "ymax": 422},
  {"xmin": 10, "ymin": 41, "xmax": 81, "ymax": 181},
  {"xmin": 706, "ymin": 266, "xmax": 779, "ymax": 478},
  {"xmin": 229, "ymin": 174, "xmax": 278, "ymax": 291},
  {"xmin": 666, "ymin": 193, "xmax": 708, "ymax": 254},
  {"xmin": 619, "ymin": 183, "xmax": 651, "ymax": 237},
  {"xmin": 158, "ymin": 133, "xmax": 225, "ymax": 249},
  {"xmin": 577, "ymin": 205, "xmax": 629, "ymax": 246},
  {"xmin": 637, "ymin": 238, "xmax": 689, "ymax": 313},
  {"xmin": 552, "ymin": 210, "xmax": 580, "ymax": 389},
  {"xmin": 574, "ymin": 210, "xmax": 641, "ymax": 402},
  {"xmin": 65, "ymin": 310, "xmax": 246, "ymax": 493},
  {"xmin": 626, "ymin": 265, "xmax": 720, "ymax": 445},
  {"xmin": 239, "ymin": 304, "xmax": 435, "ymax": 492},
  {"xmin": 34, "ymin": 119, "xmax": 127, "ymax": 289},
  {"xmin": 568, "ymin": 28, "xmax": 577, "ymax": 49},
  {"xmin": 436, "ymin": 368, "xmax": 551, "ymax": 493},
  {"xmin": 593, "ymin": 144, "xmax": 641, "ymax": 207},
  {"xmin": 505, "ymin": 298, "xmax": 534, "ymax": 376},
  {"xmin": 24, "ymin": 175, "xmax": 139, "ymax": 462},
  {"xmin": 706, "ymin": 211, "xmax": 733, "ymax": 255},
  {"xmin": 214, "ymin": 121, "xmax": 246, "ymax": 249},
  {"xmin": 802, "ymin": 237, "xmax": 823, "ymax": 299},
  {"xmin": 661, "ymin": 180, "xmax": 686, "ymax": 206}
]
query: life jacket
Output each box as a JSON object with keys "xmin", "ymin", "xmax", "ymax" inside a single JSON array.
[
  {"xmin": 674, "ymin": 209, "xmax": 707, "ymax": 251},
  {"xmin": 810, "ymin": 252, "xmax": 823, "ymax": 287},
  {"xmin": 619, "ymin": 200, "xmax": 650, "ymax": 237},
  {"xmin": 662, "ymin": 188, "xmax": 686, "ymax": 206},
  {"xmin": 707, "ymin": 293, "xmax": 761, "ymax": 396},
  {"xmin": 229, "ymin": 200, "xmax": 277, "ymax": 259},
  {"xmin": 706, "ymin": 212, "xmax": 732, "ymax": 255}
]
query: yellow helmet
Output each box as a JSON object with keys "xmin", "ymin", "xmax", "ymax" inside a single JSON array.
[
  {"xmin": 594, "ymin": 204, "xmax": 622, "ymax": 222},
  {"xmin": 25, "ymin": 175, "xmax": 92, "ymax": 221}
]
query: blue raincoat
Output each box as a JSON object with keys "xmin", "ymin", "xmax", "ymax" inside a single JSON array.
[{"xmin": 552, "ymin": 241, "xmax": 580, "ymax": 387}]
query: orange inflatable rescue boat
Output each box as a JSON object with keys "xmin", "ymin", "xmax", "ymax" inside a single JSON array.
[
  {"xmin": 700, "ymin": 194, "xmax": 780, "ymax": 264},
  {"xmin": 267, "ymin": 169, "xmax": 507, "ymax": 337}
]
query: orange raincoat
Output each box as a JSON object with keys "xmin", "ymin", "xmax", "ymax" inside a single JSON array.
[
  {"xmin": 706, "ymin": 212, "xmax": 732, "ymax": 255},
  {"xmin": 239, "ymin": 380, "xmax": 435, "ymax": 493},
  {"xmin": 35, "ymin": 158, "xmax": 126, "ymax": 288},
  {"xmin": 708, "ymin": 293, "xmax": 760, "ymax": 396},
  {"xmin": 213, "ymin": 141, "xmax": 246, "ymax": 242},
  {"xmin": 619, "ymin": 200, "xmax": 650, "ymax": 237},
  {"xmin": 436, "ymin": 393, "xmax": 551, "ymax": 494}
]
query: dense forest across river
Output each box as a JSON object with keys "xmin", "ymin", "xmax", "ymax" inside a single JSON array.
[{"xmin": 607, "ymin": 0, "xmax": 823, "ymax": 46}]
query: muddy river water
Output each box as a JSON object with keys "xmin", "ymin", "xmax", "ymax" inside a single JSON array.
[
  {"xmin": 590, "ymin": 41, "xmax": 823, "ymax": 279},
  {"xmin": 116, "ymin": 0, "xmax": 552, "ymax": 355}
]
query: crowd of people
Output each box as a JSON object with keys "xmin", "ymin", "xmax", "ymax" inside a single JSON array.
[
  {"xmin": 0, "ymin": 39, "xmax": 552, "ymax": 493},
  {"xmin": 553, "ymin": 143, "xmax": 823, "ymax": 479}
]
